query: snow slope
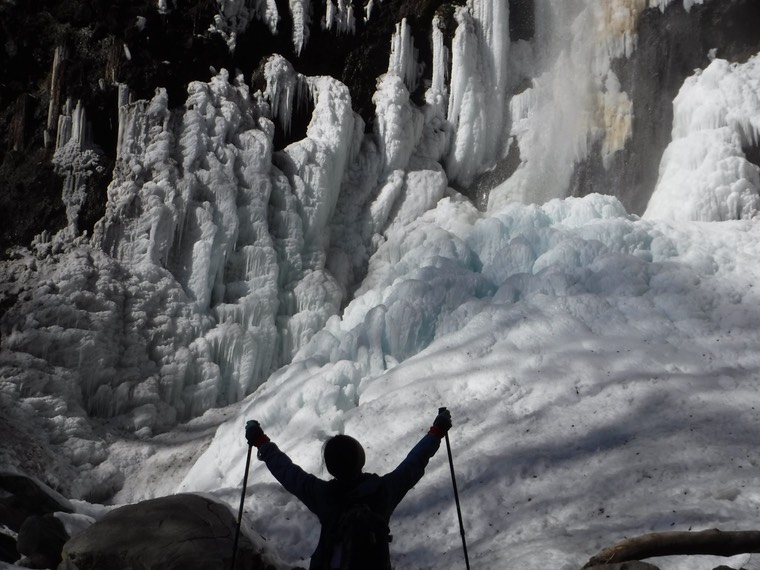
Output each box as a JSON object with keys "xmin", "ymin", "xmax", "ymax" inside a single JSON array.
[{"xmin": 175, "ymin": 193, "xmax": 760, "ymax": 570}]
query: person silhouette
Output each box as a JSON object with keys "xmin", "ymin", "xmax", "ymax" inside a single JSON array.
[{"xmin": 244, "ymin": 408, "xmax": 452, "ymax": 569}]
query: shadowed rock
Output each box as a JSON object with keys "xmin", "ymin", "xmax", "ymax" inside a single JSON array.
[
  {"xmin": 0, "ymin": 472, "xmax": 74, "ymax": 532},
  {"xmin": 60, "ymin": 493, "xmax": 281, "ymax": 570},
  {"xmin": 17, "ymin": 514, "xmax": 70, "ymax": 569}
]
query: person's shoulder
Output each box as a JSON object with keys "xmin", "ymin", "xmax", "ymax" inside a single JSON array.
[{"xmin": 334, "ymin": 473, "xmax": 380, "ymax": 496}]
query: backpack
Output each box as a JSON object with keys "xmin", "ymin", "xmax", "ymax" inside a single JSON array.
[{"xmin": 325, "ymin": 496, "xmax": 392, "ymax": 570}]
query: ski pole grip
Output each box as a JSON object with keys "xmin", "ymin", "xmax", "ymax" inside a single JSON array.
[{"xmin": 439, "ymin": 406, "xmax": 448, "ymax": 413}]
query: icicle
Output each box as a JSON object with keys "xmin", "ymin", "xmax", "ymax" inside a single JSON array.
[
  {"xmin": 324, "ymin": 0, "xmax": 355, "ymax": 35},
  {"xmin": 365, "ymin": 0, "xmax": 375, "ymax": 21},
  {"xmin": 290, "ymin": 0, "xmax": 311, "ymax": 55},
  {"xmin": 388, "ymin": 19, "xmax": 420, "ymax": 93},
  {"xmin": 424, "ymin": 15, "xmax": 449, "ymax": 113},
  {"xmin": 45, "ymin": 45, "xmax": 67, "ymax": 148},
  {"xmin": 264, "ymin": 55, "xmax": 308, "ymax": 134}
]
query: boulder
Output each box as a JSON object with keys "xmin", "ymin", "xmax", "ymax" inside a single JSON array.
[
  {"xmin": 60, "ymin": 493, "xmax": 280, "ymax": 570},
  {"xmin": 585, "ymin": 560, "xmax": 659, "ymax": 570},
  {"xmin": 0, "ymin": 531, "xmax": 18, "ymax": 563},
  {"xmin": 16, "ymin": 514, "xmax": 69, "ymax": 569},
  {"xmin": 0, "ymin": 472, "xmax": 74, "ymax": 532}
]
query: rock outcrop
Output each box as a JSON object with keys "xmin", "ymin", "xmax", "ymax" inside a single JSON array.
[{"xmin": 60, "ymin": 493, "xmax": 282, "ymax": 570}]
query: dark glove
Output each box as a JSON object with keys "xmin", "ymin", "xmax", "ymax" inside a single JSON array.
[
  {"xmin": 429, "ymin": 408, "xmax": 452, "ymax": 437},
  {"xmin": 245, "ymin": 420, "xmax": 270, "ymax": 447}
]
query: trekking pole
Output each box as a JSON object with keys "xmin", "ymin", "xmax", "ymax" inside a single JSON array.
[
  {"xmin": 440, "ymin": 407, "xmax": 471, "ymax": 570},
  {"xmin": 231, "ymin": 443, "xmax": 253, "ymax": 570}
]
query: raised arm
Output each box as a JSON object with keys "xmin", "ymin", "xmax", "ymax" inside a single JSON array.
[
  {"xmin": 246, "ymin": 420, "xmax": 325, "ymax": 514},
  {"xmin": 381, "ymin": 408, "xmax": 452, "ymax": 510}
]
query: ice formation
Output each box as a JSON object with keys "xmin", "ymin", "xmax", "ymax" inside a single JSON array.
[
  {"xmin": 88, "ymin": 60, "xmax": 365, "ymax": 423},
  {"xmin": 52, "ymin": 99, "xmax": 107, "ymax": 236},
  {"xmin": 324, "ymin": 0, "xmax": 355, "ymax": 35},
  {"xmin": 445, "ymin": 0, "xmax": 510, "ymax": 188},
  {"xmin": 388, "ymin": 19, "xmax": 421, "ymax": 94},
  {"xmin": 644, "ymin": 55, "xmax": 760, "ymax": 221},
  {"xmin": 3, "ymin": 0, "xmax": 760, "ymax": 529},
  {"xmin": 211, "ymin": 0, "xmax": 280, "ymax": 51},
  {"xmin": 289, "ymin": 0, "xmax": 312, "ymax": 55},
  {"xmin": 424, "ymin": 15, "xmax": 449, "ymax": 113}
]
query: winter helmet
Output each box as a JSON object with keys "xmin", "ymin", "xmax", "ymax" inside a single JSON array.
[{"xmin": 324, "ymin": 435, "xmax": 365, "ymax": 481}]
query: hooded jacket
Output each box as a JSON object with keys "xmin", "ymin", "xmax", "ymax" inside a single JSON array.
[{"xmin": 257, "ymin": 433, "xmax": 442, "ymax": 569}]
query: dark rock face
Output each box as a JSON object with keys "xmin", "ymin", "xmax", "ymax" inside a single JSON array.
[
  {"xmin": 0, "ymin": 0, "xmax": 228, "ymax": 252},
  {"xmin": 0, "ymin": 532, "xmax": 18, "ymax": 564},
  {"xmin": 570, "ymin": 0, "xmax": 760, "ymax": 215},
  {"xmin": 0, "ymin": 472, "xmax": 75, "ymax": 568},
  {"xmin": 59, "ymin": 493, "xmax": 278, "ymax": 570}
]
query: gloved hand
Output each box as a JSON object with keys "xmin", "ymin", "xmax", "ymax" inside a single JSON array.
[
  {"xmin": 429, "ymin": 408, "xmax": 452, "ymax": 437},
  {"xmin": 245, "ymin": 420, "xmax": 270, "ymax": 447}
]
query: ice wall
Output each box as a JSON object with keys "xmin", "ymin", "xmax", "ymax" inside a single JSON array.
[
  {"xmin": 1, "ymin": 10, "xmax": 459, "ymax": 464},
  {"xmin": 0, "ymin": 59, "xmax": 369, "ymax": 458},
  {"xmin": 90, "ymin": 61, "xmax": 369, "ymax": 420},
  {"xmin": 644, "ymin": 55, "xmax": 760, "ymax": 221}
]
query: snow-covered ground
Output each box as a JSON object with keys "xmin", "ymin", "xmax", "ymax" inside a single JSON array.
[
  {"xmin": 169, "ymin": 193, "xmax": 760, "ymax": 570},
  {"xmin": 3, "ymin": 1, "xmax": 760, "ymax": 569}
]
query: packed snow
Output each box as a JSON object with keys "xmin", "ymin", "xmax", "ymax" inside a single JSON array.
[{"xmin": 2, "ymin": 0, "xmax": 760, "ymax": 569}]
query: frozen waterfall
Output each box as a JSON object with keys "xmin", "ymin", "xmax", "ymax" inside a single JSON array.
[{"xmin": 2, "ymin": 0, "xmax": 759, "ymax": 510}]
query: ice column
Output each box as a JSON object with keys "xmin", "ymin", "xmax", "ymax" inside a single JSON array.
[
  {"xmin": 424, "ymin": 15, "xmax": 449, "ymax": 114},
  {"xmin": 388, "ymin": 18, "xmax": 420, "ymax": 93},
  {"xmin": 95, "ymin": 71, "xmax": 290, "ymax": 412},
  {"xmin": 372, "ymin": 20, "xmax": 425, "ymax": 177},
  {"xmin": 52, "ymin": 98, "xmax": 106, "ymax": 236},
  {"xmin": 267, "ymin": 56, "xmax": 360, "ymax": 360},
  {"xmin": 446, "ymin": 0, "xmax": 510, "ymax": 188}
]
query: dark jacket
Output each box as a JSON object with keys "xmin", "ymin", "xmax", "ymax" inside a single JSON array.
[{"xmin": 257, "ymin": 433, "xmax": 442, "ymax": 569}]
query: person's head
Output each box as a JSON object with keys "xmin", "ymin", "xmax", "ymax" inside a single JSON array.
[{"xmin": 323, "ymin": 434, "xmax": 365, "ymax": 481}]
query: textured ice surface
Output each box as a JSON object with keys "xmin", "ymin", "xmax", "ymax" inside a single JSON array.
[{"xmin": 645, "ymin": 55, "xmax": 760, "ymax": 221}]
